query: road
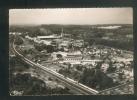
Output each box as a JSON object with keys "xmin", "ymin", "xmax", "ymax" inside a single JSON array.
[
  {"xmin": 99, "ymin": 82, "xmax": 132, "ymax": 94},
  {"xmin": 12, "ymin": 36, "xmax": 99, "ymax": 95}
]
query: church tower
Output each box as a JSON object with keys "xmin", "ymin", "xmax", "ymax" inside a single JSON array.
[{"xmin": 61, "ymin": 27, "xmax": 64, "ymax": 38}]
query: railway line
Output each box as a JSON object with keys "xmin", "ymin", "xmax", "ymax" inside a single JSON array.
[
  {"xmin": 11, "ymin": 36, "xmax": 133, "ymax": 95},
  {"xmin": 12, "ymin": 37, "xmax": 99, "ymax": 95}
]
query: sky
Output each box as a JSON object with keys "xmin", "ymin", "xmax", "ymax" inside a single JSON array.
[{"xmin": 9, "ymin": 8, "xmax": 133, "ymax": 25}]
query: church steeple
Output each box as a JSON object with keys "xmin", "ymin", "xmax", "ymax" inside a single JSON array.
[{"xmin": 61, "ymin": 27, "xmax": 64, "ymax": 38}]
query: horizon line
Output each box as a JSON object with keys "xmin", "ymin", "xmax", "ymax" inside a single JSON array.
[{"xmin": 9, "ymin": 23, "xmax": 133, "ymax": 26}]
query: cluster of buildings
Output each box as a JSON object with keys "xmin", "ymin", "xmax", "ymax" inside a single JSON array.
[
  {"xmin": 25, "ymin": 28, "xmax": 87, "ymax": 63},
  {"xmin": 24, "ymin": 28, "xmax": 133, "ymax": 84}
]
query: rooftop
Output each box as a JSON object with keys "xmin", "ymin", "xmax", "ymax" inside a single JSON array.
[{"xmin": 37, "ymin": 35, "xmax": 61, "ymax": 39}]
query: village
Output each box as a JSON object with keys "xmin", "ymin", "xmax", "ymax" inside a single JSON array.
[{"xmin": 9, "ymin": 26, "xmax": 134, "ymax": 94}]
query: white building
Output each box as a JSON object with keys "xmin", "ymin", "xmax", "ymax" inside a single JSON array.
[{"xmin": 37, "ymin": 35, "xmax": 61, "ymax": 39}]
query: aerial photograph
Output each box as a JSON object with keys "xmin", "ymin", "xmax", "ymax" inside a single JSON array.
[{"xmin": 9, "ymin": 8, "xmax": 133, "ymax": 95}]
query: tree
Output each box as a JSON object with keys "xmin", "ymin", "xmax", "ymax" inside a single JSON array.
[
  {"xmin": 79, "ymin": 68, "xmax": 114, "ymax": 90},
  {"xmin": 46, "ymin": 45, "xmax": 54, "ymax": 53},
  {"xmin": 34, "ymin": 43, "xmax": 47, "ymax": 51},
  {"xmin": 56, "ymin": 54, "xmax": 62, "ymax": 59},
  {"xmin": 76, "ymin": 65, "xmax": 83, "ymax": 71},
  {"xmin": 15, "ymin": 37, "xmax": 23, "ymax": 45}
]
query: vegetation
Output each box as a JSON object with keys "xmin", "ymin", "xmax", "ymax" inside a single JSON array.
[
  {"xmin": 34, "ymin": 43, "xmax": 55, "ymax": 53},
  {"xmin": 58, "ymin": 63, "xmax": 118, "ymax": 90},
  {"xmin": 58, "ymin": 67, "xmax": 81, "ymax": 81},
  {"xmin": 79, "ymin": 68, "xmax": 117, "ymax": 90},
  {"xmin": 9, "ymin": 24, "xmax": 133, "ymax": 95},
  {"xmin": 9, "ymin": 34, "xmax": 14, "ymax": 42},
  {"xmin": 10, "ymin": 73, "xmax": 71, "ymax": 95},
  {"xmin": 34, "ymin": 43, "xmax": 47, "ymax": 52},
  {"xmin": 56, "ymin": 54, "xmax": 63, "ymax": 59},
  {"xmin": 9, "ymin": 57, "xmax": 71, "ymax": 95},
  {"xmin": 75, "ymin": 65, "xmax": 83, "ymax": 71},
  {"xmin": 86, "ymin": 38, "xmax": 133, "ymax": 51},
  {"xmin": 10, "ymin": 24, "xmax": 133, "ymax": 51},
  {"xmin": 10, "ymin": 56, "xmax": 30, "ymax": 73},
  {"xmin": 15, "ymin": 36, "xmax": 23, "ymax": 45}
]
